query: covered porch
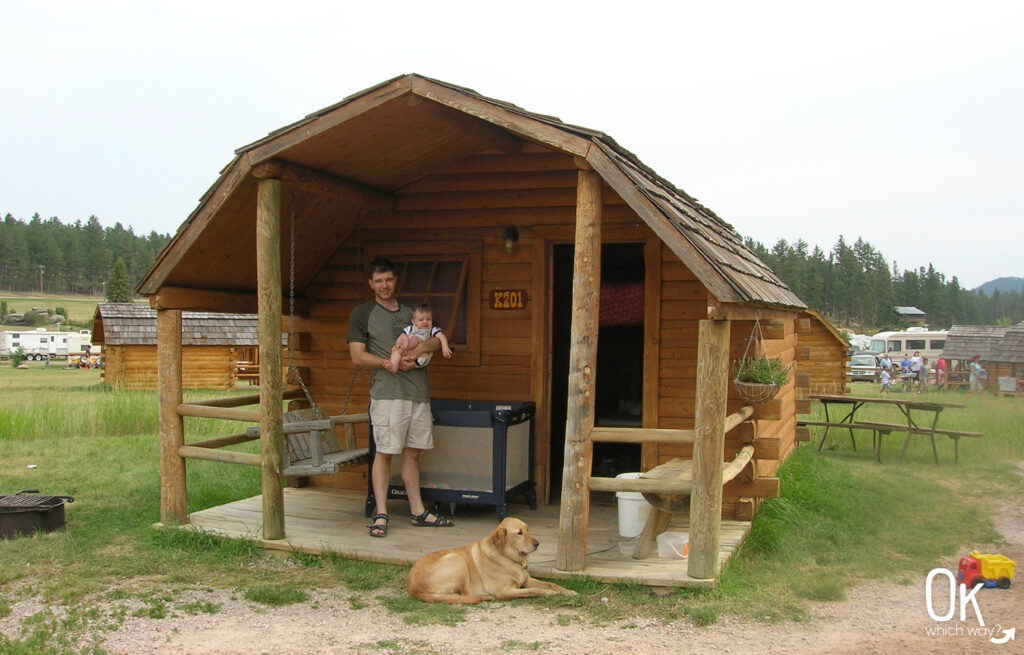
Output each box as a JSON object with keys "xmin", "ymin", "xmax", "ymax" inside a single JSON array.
[{"xmin": 180, "ymin": 486, "xmax": 751, "ymax": 588}]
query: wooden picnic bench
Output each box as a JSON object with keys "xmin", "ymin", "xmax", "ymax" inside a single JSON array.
[
  {"xmin": 798, "ymin": 419, "xmax": 874, "ymax": 452},
  {"xmin": 808, "ymin": 395, "xmax": 979, "ymax": 465},
  {"xmin": 855, "ymin": 420, "xmax": 983, "ymax": 464}
]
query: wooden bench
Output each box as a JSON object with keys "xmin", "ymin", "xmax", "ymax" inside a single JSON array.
[
  {"xmin": 931, "ymin": 429, "xmax": 982, "ymax": 464},
  {"xmin": 855, "ymin": 420, "xmax": 982, "ymax": 464},
  {"xmin": 798, "ymin": 420, "xmax": 875, "ymax": 452},
  {"xmin": 245, "ymin": 409, "xmax": 369, "ymax": 478}
]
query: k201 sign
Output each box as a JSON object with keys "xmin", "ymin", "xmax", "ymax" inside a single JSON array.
[{"xmin": 491, "ymin": 289, "xmax": 527, "ymax": 310}]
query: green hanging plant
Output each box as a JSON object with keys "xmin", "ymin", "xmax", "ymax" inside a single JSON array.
[
  {"xmin": 732, "ymin": 319, "xmax": 790, "ymax": 402},
  {"xmin": 733, "ymin": 355, "xmax": 791, "ymax": 386}
]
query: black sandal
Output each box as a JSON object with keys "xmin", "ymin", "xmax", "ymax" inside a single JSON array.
[
  {"xmin": 367, "ymin": 513, "xmax": 388, "ymax": 538},
  {"xmin": 410, "ymin": 510, "xmax": 453, "ymax": 527}
]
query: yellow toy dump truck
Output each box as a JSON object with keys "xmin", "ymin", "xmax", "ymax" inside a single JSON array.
[{"xmin": 958, "ymin": 550, "xmax": 1017, "ymax": 589}]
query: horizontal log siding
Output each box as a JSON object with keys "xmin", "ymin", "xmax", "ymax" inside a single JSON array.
[
  {"xmin": 798, "ymin": 320, "xmax": 849, "ymax": 396},
  {"xmin": 655, "ymin": 252, "xmax": 702, "ymax": 433},
  {"xmin": 103, "ymin": 345, "xmax": 237, "ymax": 390}
]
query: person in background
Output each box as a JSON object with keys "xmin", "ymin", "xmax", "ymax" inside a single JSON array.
[
  {"xmin": 968, "ymin": 354, "xmax": 986, "ymax": 393},
  {"xmin": 934, "ymin": 357, "xmax": 947, "ymax": 388},
  {"xmin": 917, "ymin": 357, "xmax": 929, "ymax": 394},
  {"xmin": 879, "ymin": 367, "xmax": 892, "ymax": 393},
  {"xmin": 910, "ymin": 351, "xmax": 922, "ymax": 377}
]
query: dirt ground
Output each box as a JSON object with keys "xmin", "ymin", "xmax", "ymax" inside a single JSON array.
[{"xmin": 4, "ymin": 500, "xmax": 1023, "ymax": 654}]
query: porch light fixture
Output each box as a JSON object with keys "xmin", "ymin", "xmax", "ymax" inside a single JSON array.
[{"xmin": 502, "ymin": 226, "xmax": 520, "ymax": 254}]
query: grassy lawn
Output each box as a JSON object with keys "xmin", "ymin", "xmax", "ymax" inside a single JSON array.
[{"xmin": 1, "ymin": 364, "xmax": 1022, "ymax": 653}]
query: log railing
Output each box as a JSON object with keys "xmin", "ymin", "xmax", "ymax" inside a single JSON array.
[
  {"xmin": 174, "ymin": 387, "xmax": 307, "ymax": 465},
  {"xmin": 586, "ymin": 405, "xmax": 755, "ymax": 494}
]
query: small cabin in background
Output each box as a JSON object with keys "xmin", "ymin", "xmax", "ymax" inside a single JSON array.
[
  {"xmin": 894, "ymin": 306, "xmax": 927, "ymax": 326},
  {"xmin": 984, "ymin": 321, "xmax": 1024, "ymax": 393},
  {"xmin": 796, "ymin": 309, "xmax": 850, "ymax": 396},
  {"xmin": 939, "ymin": 324, "xmax": 1008, "ymax": 391},
  {"xmin": 91, "ymin": 303, "xmax": 262, "ymax": 389}
]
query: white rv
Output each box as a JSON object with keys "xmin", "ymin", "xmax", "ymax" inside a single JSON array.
[
  {"xmin": 868, "ymin": 327, "xmax": 948, "ymax": 361},
  {"xmin": 0, "ymin": 328, "xmax": 93, "ymax": 360}
]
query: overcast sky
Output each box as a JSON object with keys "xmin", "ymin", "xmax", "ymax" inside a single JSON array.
[{"xmin": 3, "ymin": 1, "xmax": 1021, "ymax": 289}]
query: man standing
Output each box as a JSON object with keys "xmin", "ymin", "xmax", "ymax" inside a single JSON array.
[{"xmin": 347, "ymin": 258, "xmax": 452, "ymax": 537}]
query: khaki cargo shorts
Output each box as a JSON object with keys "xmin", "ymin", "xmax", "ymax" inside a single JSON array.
[{"xmin": 369, "ymin": 399, "xmax": 433, "ymax": 455}]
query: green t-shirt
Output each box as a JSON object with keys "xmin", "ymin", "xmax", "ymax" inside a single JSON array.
[{"xmin": 347, "ymin": 300, "xmax": 430, "ymax": 402}]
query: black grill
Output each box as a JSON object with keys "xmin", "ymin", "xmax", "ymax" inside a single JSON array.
[{"xmin": 0, "ymin": 491, "xmax": 74, "ymax": 539}]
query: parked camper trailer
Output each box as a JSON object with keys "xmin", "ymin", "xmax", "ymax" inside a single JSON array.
[
  {"xmin": 0, "ymin": 328, "xmax": 94, "ymax": 360},
  {"xmin": 868, "ymin": 327, "xmax": 948, "ymax": 361}
]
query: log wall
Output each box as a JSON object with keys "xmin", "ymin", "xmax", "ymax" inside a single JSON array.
[
  {"xmin": 797, "ymin": 316, "xmax": 849, "ymax": 396},
  {"xmin": 103, "ymin": 345, "xmax": 240, "ymax": 390}
]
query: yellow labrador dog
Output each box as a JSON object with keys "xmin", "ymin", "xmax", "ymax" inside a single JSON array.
[{"xmin": 408, "ymin": 517, "xmax": 577, "ymax": 604}]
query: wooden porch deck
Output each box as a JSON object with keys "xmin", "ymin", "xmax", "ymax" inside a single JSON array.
[{"xmin": 178, "ymin": 487, "xmax": 751, "ymax": 587}]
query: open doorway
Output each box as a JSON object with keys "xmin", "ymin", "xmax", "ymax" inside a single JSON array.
[{"xmin": 549, "ymin": 242, "xmax": 645, "ymax": 497}]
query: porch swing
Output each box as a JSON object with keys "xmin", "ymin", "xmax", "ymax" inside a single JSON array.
[{"xmin": 243, "ymin": 195, "xmax": 370, "ymax": 479}]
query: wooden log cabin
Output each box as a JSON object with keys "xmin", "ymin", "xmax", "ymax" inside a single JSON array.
[
  {"xmin": 939, "ymin": 324, "xmax": 1008, "ymax": 391},
  {"xmin": 989, "ymin": 321, "xmax": 1024, "ymax": 393},
  {"xmin": 91, "ymin": 303, "xmax": 262, "ymax": 389},
  {"xmin": 137, "ymin": 74, "xmax": 844, "ymax": 583}
]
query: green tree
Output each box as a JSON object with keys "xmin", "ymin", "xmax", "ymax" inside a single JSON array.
[{"xmin": 105, "ymin": 257, "xmax": 132, "ymax": 302}]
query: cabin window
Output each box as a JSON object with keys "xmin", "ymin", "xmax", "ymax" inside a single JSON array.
[
  {"xmin": 887, "ymin": 340, "xmax": 902, "ymax": 351},
  {"xmin": 906, "ymin": 339, "xmax": 925, "ymax": 350},
  {"xmin": 929, "ymin": 339, "xmax": 945, "ymax": 349}
]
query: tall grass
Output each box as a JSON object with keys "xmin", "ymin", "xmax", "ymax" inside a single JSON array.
[{"xmin": 0, "ymin": 366, "xmax": 256, "ymax": 441}]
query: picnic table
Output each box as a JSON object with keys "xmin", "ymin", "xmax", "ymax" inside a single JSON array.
[{"xmin": 803, "ymin": 394, "xmax": 980, "ymax": 464}]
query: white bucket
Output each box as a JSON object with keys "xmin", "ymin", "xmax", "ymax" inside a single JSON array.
[
  {"xmin": 615, "ymin": 472, "xmax": 652, "ymax": 538},
  {"xmin": 657, "ymin": 531, "xmax": 690, "ymax": 559}
]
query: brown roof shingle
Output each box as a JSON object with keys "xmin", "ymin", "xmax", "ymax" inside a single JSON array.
[
  {"xmin": 940, "ymin": 324, "xmax": 1008, "ymax": 361},
  {"xmin": 92, "ymin": 303, "xmax": 262, "ymax": 346},
  {"xmin": 990, "ymin": 321, "xmax": 1024, "ymax": 364}
]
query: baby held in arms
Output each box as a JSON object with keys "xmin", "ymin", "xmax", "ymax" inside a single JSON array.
[{"xmin": 384, "ymin": 303, "xmax": 453, "ymax": 372}]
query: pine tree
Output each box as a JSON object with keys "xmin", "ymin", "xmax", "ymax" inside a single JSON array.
[{"xmin": 105, "ymin": 257, "xmax": 132, "ymax": 302}]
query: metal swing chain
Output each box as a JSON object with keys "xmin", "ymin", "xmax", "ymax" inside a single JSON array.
[{"xmin": 286, "ymin": 191, "xmax": 322, "ymax": 419}]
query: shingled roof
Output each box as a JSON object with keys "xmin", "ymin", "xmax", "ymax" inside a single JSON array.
[
  {"xmin": 940, "ymin": 324, "xmax": 1008, "ymax": 361},
  {"xmin": 990, "ymin": 321, "xmax": 1024, "ymax": 364},
  {"xmin": 92, "ymin": 303, "xmax": 261, "ymax": 347},
  {"xmin": 138, "ymin": 74, "xmax": 803, "ymax": 311}
]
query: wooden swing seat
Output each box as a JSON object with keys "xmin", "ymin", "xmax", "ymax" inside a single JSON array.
[{"xmin": 245, "ymin": 409, "xmax": 369, "ymax": 477}]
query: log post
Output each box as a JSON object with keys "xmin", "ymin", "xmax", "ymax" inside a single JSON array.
[
  {"xmin": 556, "ymin": 169, "xmax": 602, "ymax": 571},
  {"xmin": 256, "ymin": 177, "xmax": 285, "ymax": 540},
  {"xmin": 157, "ymin": 308, "xmax": 187, "ymax": 524},
  {"xmin": 688, "ymin": 319, "xmax": 730, "ymax": 580}
]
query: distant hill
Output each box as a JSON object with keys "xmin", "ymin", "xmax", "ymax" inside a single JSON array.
[{"xmin": 975, "ymin": 277, "xmax": 1024, "ymax": 296}]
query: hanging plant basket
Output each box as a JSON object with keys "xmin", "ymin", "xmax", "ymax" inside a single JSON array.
[
  {"xmin": 732, "ymin": 318, "xmax": 790, "ymax": 403},
  {"xmin": 733, "ymin": 379, "xmax": 780, "ymax": 403}
]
